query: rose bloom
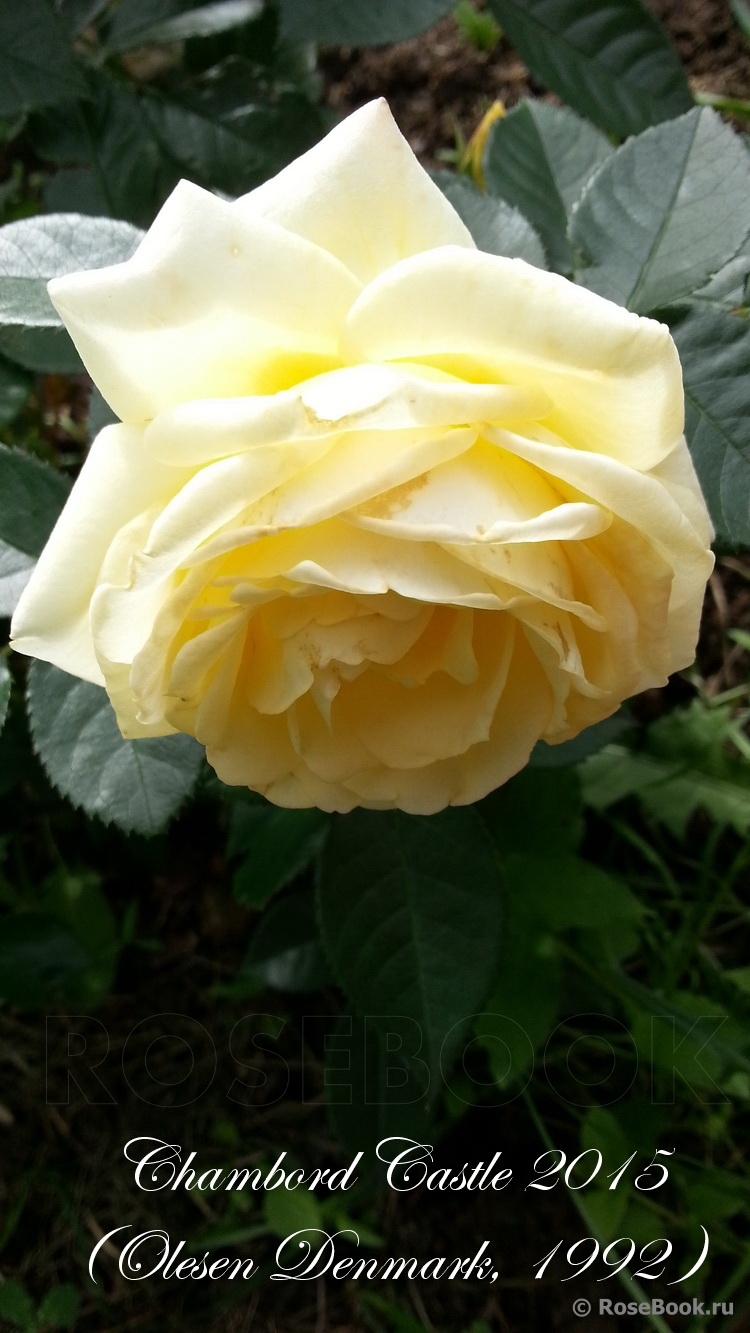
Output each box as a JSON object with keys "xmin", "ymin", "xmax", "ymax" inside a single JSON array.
[{"xmin": 11, "ymin": 101, "xmax": 713, "ymax": 814}]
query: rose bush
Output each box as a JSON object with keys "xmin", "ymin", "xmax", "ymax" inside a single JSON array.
[{"xmin": 11, "ymin": 100, "xmax": 714, "ymax": 814}]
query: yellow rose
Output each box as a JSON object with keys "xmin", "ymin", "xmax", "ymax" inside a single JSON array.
[{"xmin": 11, "ymin": 100, "xmax": 713, "ymax": 814}]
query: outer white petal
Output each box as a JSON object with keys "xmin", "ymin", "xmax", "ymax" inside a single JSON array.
[
  {"xmin": 48, "ymin": 181, "xmax": 360, "ymax": 423},
  {"xmin": 237, "ymin": 99, "xmax": 474, "ymax": 283},
  {"xmin": 343, "ymin": 247, "xmax": 685, "ymax": 470},
  {"xmin": 10, "ymin": 425, "xmax": 190, "ymax": 683},
  {"xmin": 646, "ymin": 436, "xmax": 714, "ymax": 547}
]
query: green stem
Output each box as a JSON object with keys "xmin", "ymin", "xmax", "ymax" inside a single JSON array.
[{"xmin": 694, "ymin": 91, "xmax": 750, "ymax": 119}]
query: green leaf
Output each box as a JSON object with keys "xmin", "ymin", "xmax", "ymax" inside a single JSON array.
[
  {"xmin": 731, "ymin": 0, "xmax": 750, "ymax": 41},
  {"xmin": 57, "ymin": 0, "xmax": 110, "ymax": 37},
  {"xmin": 318, "ymin": 808, "xmax": 503, "ymax": 1079},
  {"xmin": 0, "ymin": 212, "xmax": 143, "ymax": 326},
  {"xmin": 486, "ymin": 0, "xmax": 692, "ymax": 138},
  {"xmin": 144, "ymin": 95, "xmax": 269, "ymax": 196},
  {"xmin": 100, "ymin": 0, "xmax": 182, "ymax": 49},
  {"xmin": 37, "ymin": 1285, "xmax": 80, "ymax": 1330},
  {"xmin": 360, "ymin": 1295, "xmax": 427, "ymax": 1333},
  {"xmin": 530, "ymin": 711, "xmax": 631, "ymax": 767},
  {"xmin": 30, "ymin": 74, "xmax": 174, "ymax": 229},
  {"xmin": 0, "ymin": 443, "xmax": 70, "ymax": 616},
  {"xmin": 278, "ymin": 0, "xmax": 454, "ymax": 45},
  {"xmin": 238, "ymin": 885, "xmax": 331, "ymax": 992},
  {"xmin": 0, "ymin": 326, "xmax": 83, "ymax": 373},
  {"xmin": 622, "ymin": 979, "xmax": 750, "ymax": 1077},
  {"xmin": 87, "ymin": 385, "xmax": 118, "ymax": 442},
  {"xmin": 433, "ymin": 171, "xmax": 546, "ymax": 268},
  {"xmin": 264, "ymin": 1183, "xmax": 322, "ymax": 1239},
  {"xmin": 108, "ymin": 0, "xmax": 263, "ymax": 49},
  {"xmin": 670, "ymin": 306, "xmax": 750, "ymax": 546},
  {"xmin": 581, "ymin": 701, "xmax": 750, "ymax": 836},
  {"xmin": 583, "ymin": 1191, "xmax": 629, "ymax": 1240},
  {"xmin": 0, "ymin": 912, "xmax": 91, "ymax": 1007},
  {"xmin": 570, "ymin": 108, "xmax": 750, "ymax": 313},
  {"xmin": 43, "ymin": 167, "xmax": 109, "ymax": 219},
  {"xmin": 0, "ymin": 541, "xmax": 35, "ymax": 618},
  {"xmin": 727, "ymin": 966, "xmax": 750, "ymax": 996},
  {"xmin": 0, "ymin": 544, "xmax": 35, "ymax": 618},
  {"xmin": 229, "ymin": 804, "xmax": 329, "ymax": 910},
  {"xmin": 506, "ymin": 852, "xmax": 642, "ymax": 932},
  {"xmin": 0, "ymin": 0, "xmax": 87, "ymax": 118},
  {"xmin": 506, "ymin": 850, "xmax": 642, "ymax": 963},
  {"xmin": 483, "ymin": 100, "xmax": 613, "ymax": 273},
  {"xmin": 0, "ymin": 355, "xmax": 30, "ymax": 425},
  {"xmin": 143, "ymin": 89, "xmax": 325, "ymax": 198},
  {"xmin": 0, "ymin": 210, "xmax": 142, "ymax": 368},
  {"xmin": 453, "ymin": 0, "xmax": 501, "ymax": 51},
  {"xmin": 690, "ymin": 238, "xmax": 750, "ymax": 313},
  {"xmin": 326, "ymin": 1013, "xmax": 433, "ymax": 1165},
  {"xmin": 0, "ymin": 1278, "xmax": 35, "ymax": 1330},
  {"xmin": 0, "ymin": 444, "xmax": 71, "ymax": 550},
  {"xmin": 476, "ymin": 943, "xmax": 560, "ymax": 1085},
  {"xmin": 478, "ymin": 766, "xmax": 584, "ymax": 856},
  {"xmin": 581, "ymin": 1105, "xmax": 632, "ymax": 1164},
  {"xmin": 0, "ymin": 693, "xmax": 38, "ymax": 796},
  {"xmin": 40, "ymin": 871, "xmax": 119, "ymax": 1004},
  {"xmin": 26, "ymin": 661, "xmax": 204, "ymax": 835},
  {"xmin": 0, "ymin": 660, "xmax": 10, "ymax": 734}
]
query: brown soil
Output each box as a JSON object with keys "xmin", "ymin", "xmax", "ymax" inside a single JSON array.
[{"xmin": 320, "ymin": 0, "xmax": 750, "ymax": 163}]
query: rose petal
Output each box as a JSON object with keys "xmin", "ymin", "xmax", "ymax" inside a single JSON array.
[
  {"xmin": 237, "ymin": 99, "xmax": 474, "ymax": 284},
  {"xmin": 236, "ymin": 521, "xmax": 507, "ymax": 609},
  {"xmin": 343, "ymin": 246, "xmax": 684, "ymax": 470},
  {"xmin": 488, "ymin": 424, "xmax": 714, "ymax": 666},
  {"xmin": 145, "ymin": 364, "xmax": 549, "ymax": 467},
  {"xmin": 344, "ymin": 629, "xmax": 554, "ymax": 813},
  {"xmin": 48, "ymin": 181, "xmax": 360, "ymax": 422},
  {"xmin": 10, "ymin": 424, "xmax": 190, "ymax": 683},
  {"xmin": 348, "ymin": 437, "xmax": 611, "ymax": 544},
  {"xmin": 337, "ymin": 608, "xmax": 514, "ymax": 770}
]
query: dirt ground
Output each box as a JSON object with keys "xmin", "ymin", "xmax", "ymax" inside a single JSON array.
[{"xmin": 320, "ymin": 0, "xmax": 750, "ymax": 163}]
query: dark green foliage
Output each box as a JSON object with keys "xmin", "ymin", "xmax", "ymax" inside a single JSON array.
[
  {"xmin": 570, "ymin": 107, "xmax": 750, "ymax": 311},
  {"xmin": 318, "ymin": 808, "xmax": 503, "ymax": 1079},
  {"xmin": 433, "ymin": 170, "xmax": 547, "ymax": 267},
  {"xmin": 0, "ymin": 0, "xmax": 87, "ymax": 118},
  {"xmin": 236, "ymin": 884, "xmax": 332, "ymax": 991},
  {"xmin": 0, "ymin": 445, "xmax": 70, "ymax": 615},
  {"xmin": 278, "ymin": 0, "xmax": 455, "ymax": 46},
  {"xmin": 229, "ymin": 801, "xmax": 329, "ymax": 909},
  {"xmin": 483, "ymin": 100, "xmax": 613, "ymax": 273},
  {"xmin": 27, "ymin": 661, "xmax": 204, "ymax": 836},
  {"xmin": 671, "ymin": 307, "xmax": 750, "ymax": 546},
  {"xmin": 486, "ymin": 0, "xmax": 692, "ymax": 136}
]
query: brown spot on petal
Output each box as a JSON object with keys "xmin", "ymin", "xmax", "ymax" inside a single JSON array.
[{"xmin": 358, "ymin": 471, "xmax": 430, "ymax": 519}]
